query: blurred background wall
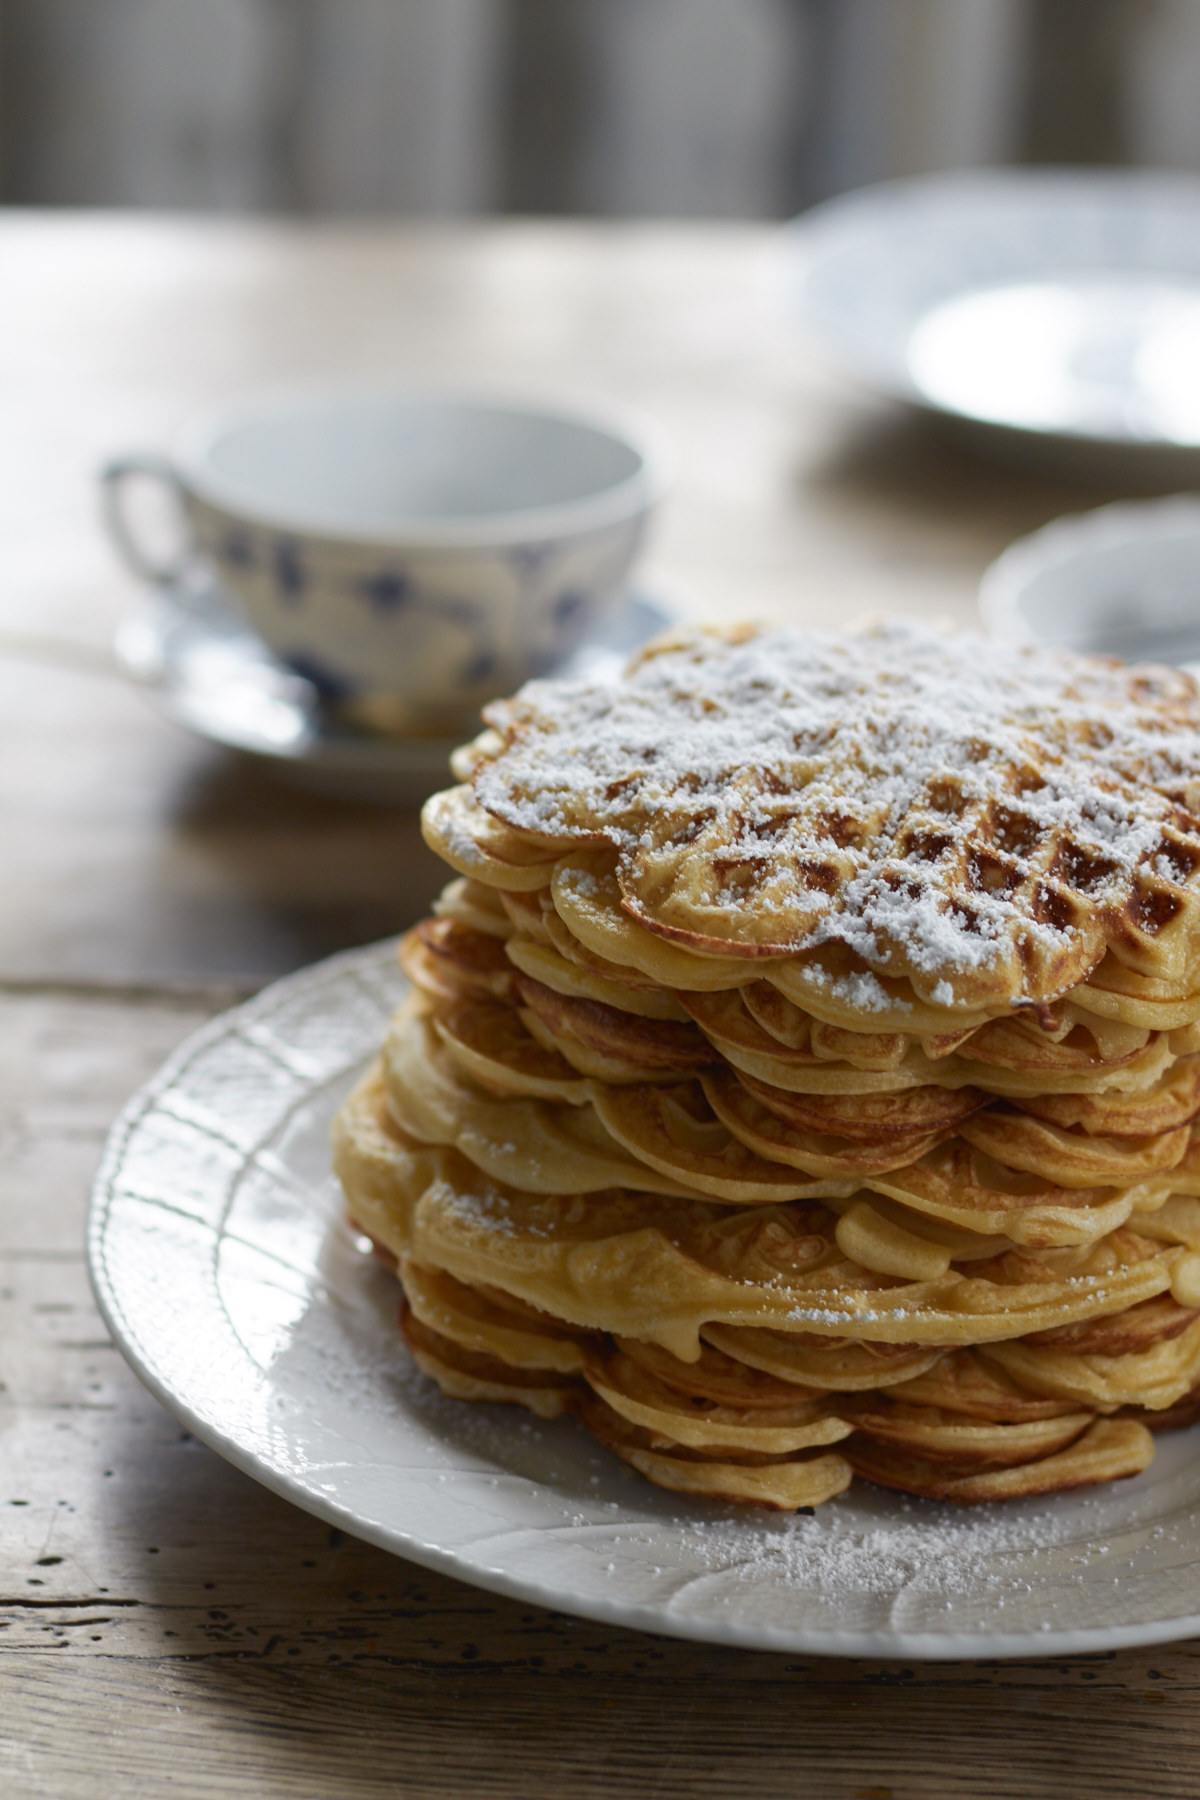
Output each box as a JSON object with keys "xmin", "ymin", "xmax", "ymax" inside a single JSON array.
[{"xmin": 0, "ymin": 0, "xmax": 1198, "ymax": 218}]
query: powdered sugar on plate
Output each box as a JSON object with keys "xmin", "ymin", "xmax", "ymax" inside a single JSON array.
[{"xmin": 682, "ymin": 1495, "xmax": 1100, "ymax": 1601}]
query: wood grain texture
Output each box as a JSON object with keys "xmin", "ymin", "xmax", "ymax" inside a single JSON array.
[
  {"xmin": 2, "ymin": 217, "xmax": 1198, "ymax": 1800},
  {"xmin": 0, "ymin": 655, "xmax": 445, "ymax": 989}
]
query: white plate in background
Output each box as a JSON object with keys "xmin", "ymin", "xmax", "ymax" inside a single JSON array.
[
  {"xmin": 88, "ymin": 940, "xmax": 1200, "ymax": 1660},
  {"xmin": 787, "ymin": 170, "xmax": 1200, "ymax": 474}
]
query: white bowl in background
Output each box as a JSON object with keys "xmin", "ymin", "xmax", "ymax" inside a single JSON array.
[
  {"xmin": 979, "ymin": 494, "xmax": 1200, "ymax": 673},
  {"xmin": 101, "ymin": 388, "xmax": 672, "ymax": 734}
]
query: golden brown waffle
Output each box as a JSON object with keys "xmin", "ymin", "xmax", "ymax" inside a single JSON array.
[
  {"xmin": 447, "ymin": 623, "xmax": 1200, "ymax": 1011},
  {"xmin": 335, "ymin": 1075, "xmax": 1200, "ymax": 1352},
  {"xmin": 334, "ymin": 1075, "xmax": 1194, "ymax": 1506},
  {"xmin": 333, "ymin": 623, "xmax": 1200, "ymax": 1509}
]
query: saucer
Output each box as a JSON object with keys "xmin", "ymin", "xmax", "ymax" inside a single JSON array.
[
  {"xmin": 786, "ymin": 169, "xmax": 1200, "ymax": 477},
  {"xmin": 115, "ymin": 576, "xmax": 676, "ymax": 805}
]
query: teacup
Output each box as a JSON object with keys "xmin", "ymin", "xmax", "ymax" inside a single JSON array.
[{"xmin": 101, "ymin": 388, "xmax": 671, "ymax": 733}]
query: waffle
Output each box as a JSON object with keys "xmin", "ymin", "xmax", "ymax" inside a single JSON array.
[
  {"xmin": 335, "ymin": 623, "xmax": 1200, "ymax": 1508},
  {"xmin": 432, "ymin": 623, "xmax": 1200, "ymax": 1006}
]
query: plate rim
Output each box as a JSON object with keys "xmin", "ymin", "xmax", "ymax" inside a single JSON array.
[{"xmin": 87, "ymin": 938, "xmax": 1200, "ymax": 1662}]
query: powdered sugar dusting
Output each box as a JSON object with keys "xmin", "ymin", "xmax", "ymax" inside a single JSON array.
[
  {"xmin": 473, "ymin": 622, "xmax": 1200, "ymax": 991},
  {"xmin": 688, "ymin": 1499, "xmax": 1082, "ymax": 1596}
]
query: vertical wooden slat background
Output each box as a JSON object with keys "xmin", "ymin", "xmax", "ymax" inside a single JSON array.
[{"xmin": 0, "ymin": 0, "xmax": 1196, "ymax": 218}]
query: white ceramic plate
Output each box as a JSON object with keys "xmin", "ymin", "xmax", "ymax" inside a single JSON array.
[
  {"xmin": 786, "ymin": 169, "xmax": 1200, "ymax": 470},
  {"xmin": 88, "ymin": 941, "xmax": 1200, "ymax": 1660},
  {"xmin": 980, "ymin": 493, "xmax": 1200, "ymax": 675}
]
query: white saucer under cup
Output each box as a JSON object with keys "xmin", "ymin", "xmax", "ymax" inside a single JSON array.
[{"xmin": 114, "ymin": 574, "xmax": 677, "ymax": 807}]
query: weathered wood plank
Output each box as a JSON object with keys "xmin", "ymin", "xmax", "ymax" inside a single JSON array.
[
  {"xmin": 0, "ymin": 657, "xmax": 444, "ymax": 988},
  {"xmin": 0, "ymin": 989, "xmax": 224, "ymax": 1251},
  {"xmin": 2, "ymin": 1643, "xmax": 1199, "ymax": 1800}
]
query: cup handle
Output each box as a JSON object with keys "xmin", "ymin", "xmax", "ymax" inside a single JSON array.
[{"xmin": 99, "ymin": 453, "xmax": 194, "ymax": 586}]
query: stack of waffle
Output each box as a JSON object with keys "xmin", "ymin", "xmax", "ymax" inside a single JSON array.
[{"xmin": 334, "ymin": 622, "xmax": 1200, "ymax": 1509}]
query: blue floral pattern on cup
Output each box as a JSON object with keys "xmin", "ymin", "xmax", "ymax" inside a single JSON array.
[
  {"xmin": 101, "ymin": 394, "xmax": 669, "ymax": 734},
  {"xmin": 195, "ymin": 507, "xmax": 647, "ymax": 730}
]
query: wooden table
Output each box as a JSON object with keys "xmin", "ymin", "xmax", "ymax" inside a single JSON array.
[{"xmin": 4, "ymin": 212, "xmax": 1198, "ymax": 1800}]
